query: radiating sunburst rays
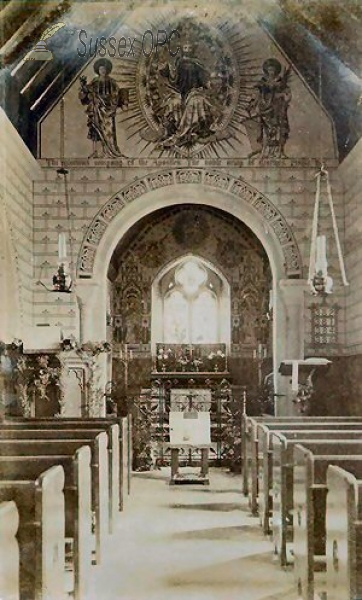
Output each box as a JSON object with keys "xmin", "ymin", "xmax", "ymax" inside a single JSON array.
[{"xmin": 110, "ymin": 7, "xmax": 265, "ymax": 158}]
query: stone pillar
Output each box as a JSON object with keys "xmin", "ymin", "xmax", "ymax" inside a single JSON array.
[
  {"xmin": 74, "ymin": 281, "xmax": 108, "ymax": 417},
  {"xmin": 58, "ymin": 353, "xmax": 86, "ymax": 417},
  {"xmin": 275, "ymin": 279, "xmax": 308, "ymax": 416},
  {"xmin": 75, "ymin": 281, "xmax": 107, "ymax": 342}
]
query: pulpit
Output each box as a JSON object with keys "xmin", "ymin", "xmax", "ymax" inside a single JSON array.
[{"xmin": 167, "ymin": 389, "xmax": 212, "ymax": 485}]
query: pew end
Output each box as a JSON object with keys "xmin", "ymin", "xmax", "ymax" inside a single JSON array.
[{"xmin": 0, "ymin": 501, "xmax": 20, "ymax": 600}]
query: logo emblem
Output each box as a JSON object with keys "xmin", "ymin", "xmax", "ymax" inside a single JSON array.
[{"xmin": 24, "ymin": 23, "xmax": 65, "ymax": 62}]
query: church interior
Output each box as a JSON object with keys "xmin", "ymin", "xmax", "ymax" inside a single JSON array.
[{"xmin": 1, "ymin": 0, "xmax": 362, "ymax": 599}]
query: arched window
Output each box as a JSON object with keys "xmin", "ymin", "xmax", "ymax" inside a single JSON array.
[{"xmin": 162, "ymin": 259, "xmax": 221, "ymax": 344}]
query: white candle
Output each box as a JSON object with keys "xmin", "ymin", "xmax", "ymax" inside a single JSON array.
[
  {"xmin": 58, "ymin": 232, "xmax": 67, "ymax": 262},
  {"xmin": 291, "ymin": 360, "xmax": 299, "ymax": 392},
  {"xmin": 315, "ymin": 235, "xmax": 327, "ymax": 275}
]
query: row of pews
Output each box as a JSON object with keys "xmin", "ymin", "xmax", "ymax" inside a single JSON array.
[
  {"xmin": 0, "ymin": 416, "xmax": 129, "ymax": 600},
  {"xmin": 241, "ymin": 414, "xmax": 362, "ymax": 600}
]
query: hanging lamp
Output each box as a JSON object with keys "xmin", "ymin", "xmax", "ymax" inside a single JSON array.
[
  {"xmin": 53, "ymin": 165, "xmax": 73, "ymax": 293},
  {"xmin": 37, "ymin": 166, "xmax": 73, "ymax": 293},
  {"xmin": 308, "ymin": 57, "xmax": 349, "ymax": 296},
  {"xmin": 37, "ymin": 98, "xmax": 73, "ymax": 293},
  {"xmin": 308, "ymin": 166, "xmax": 349, "ymax": 296}
]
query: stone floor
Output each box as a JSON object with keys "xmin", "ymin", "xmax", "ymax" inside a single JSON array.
[{"xmin": 91, "ymin": 468, "xmax": 298, "ymax": 600}]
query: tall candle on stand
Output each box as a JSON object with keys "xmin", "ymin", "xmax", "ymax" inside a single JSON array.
[{"xmin": 58, "ymin": 232, "xmax": 67, "ymax": 263}]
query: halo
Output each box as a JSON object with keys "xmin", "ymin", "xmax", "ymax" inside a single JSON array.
[
  {"xmin": 93, "ymin": 58, "xmax": 113, "ymax": 75},
  {"xmin": 262, "ymin": 58, "xmax": 282, "ymax": 76}
]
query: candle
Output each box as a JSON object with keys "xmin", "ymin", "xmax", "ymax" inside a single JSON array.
[
  {"xmin": 315, "ymin": 235, "xmax": 327, "ymax": 275},
  {"xmin": 291, "ymin": 360, "xmax": 299, "ymax": 392},
  {"xmin": 58, "ymin": 232, "xmax": 67, "ymax": 262}
]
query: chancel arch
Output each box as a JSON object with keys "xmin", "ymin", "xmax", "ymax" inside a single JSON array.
[
  {"xmin": 78, "ymin": 169, "xmax": 302, "ymax": 282},
  {"xmin": 75, "ymin": 173, "xmax": 303, "ymax": 409}
]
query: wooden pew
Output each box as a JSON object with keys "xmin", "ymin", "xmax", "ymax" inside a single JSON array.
[
  {"xmin": 272, "ymin": 438, "xmax": 362, "ymax": 567},
  {"xmin": 0, "ymin": 425, "xmax": 119, "ymax": 534},
  {"xmin": 0, "ymin": 447, "xmax": 92, "ymax": 600},
  {"xmin": 241, "ymin": 415, "xmax": 362, "ymax": 496},
  {"xmin": 258, "ymin": 427, "xmax": 362, "ymax": 535},
  {"xmin": 249, "ymin": 421, "xmax": 362, "ymax": 517},
  {"xmin": 2, "ymin": 417, "xmax": 124, "ymax": 512},
  {"xmin": 0, "ymin": 500, "xmax": 19, "ymax": 600},
  {"xmin": 0, "ymin": 435, "xmax": 108, "ymax": 565},
  {"xmin": 293, "ymin": 449, "xmax": 362, "ymax": 600},
  {"xmin": 326, "ymin": 464, "xmax": 362, "ymax": 600},
  {"xmin": 0, "ymin": 465, "xmax": 65, "ymax": 600}
]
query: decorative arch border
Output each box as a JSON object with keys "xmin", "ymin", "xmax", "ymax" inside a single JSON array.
[{"xmin": 77, "ymin": 169, "xmax": 302, "ymax": 278}]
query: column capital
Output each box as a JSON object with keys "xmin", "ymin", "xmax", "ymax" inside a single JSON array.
[{"xmin": 73, "ymin": 280, "xmax": 100, "ymax": 304}]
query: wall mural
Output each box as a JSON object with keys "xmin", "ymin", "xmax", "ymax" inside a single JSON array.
[
  {"xmin": 110, "ymin": 205, "xmax": 272, "ymax": 356},
  {"xmin": 41, "ymin": 11, "xmax": 336, "ymax": 159},
  {"xmin": 247, "ymin": 58, "xmax": 292, "ymax": 159},
  {"xmin": 79, "ymin": 57, "xmax": 129, "ymax": 158},
  {"xmin": 73, "ymin": 18, "xmax": 294, "ymax": 159},
  {"xmin": 136, "ymin": 20, "xmax": 292, "ymax": 158},
  {"xmin": 137, "ymin": 19, "xmax": 238, "ymax": 157}
]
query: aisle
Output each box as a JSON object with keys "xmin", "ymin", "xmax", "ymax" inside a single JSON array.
[{"xmin": 92, "ymin": 468, "xmax": 297, "ymax": 600}]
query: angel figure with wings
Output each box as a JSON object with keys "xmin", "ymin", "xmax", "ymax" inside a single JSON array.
[{"xmin": 247, "ymin": 58, "xmax": 292, "ymax": 158}]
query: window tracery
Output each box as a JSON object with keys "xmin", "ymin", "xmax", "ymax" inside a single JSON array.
[{"xmin": 162, "ymin": 259, "xmax": 220, "ymax": 344}]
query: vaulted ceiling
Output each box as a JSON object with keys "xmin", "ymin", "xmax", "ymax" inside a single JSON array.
[{"xmin": 1, "ymin": 0, "xmax": 361, "ymax": 161}]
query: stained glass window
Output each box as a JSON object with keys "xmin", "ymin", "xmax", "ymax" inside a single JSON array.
[
  {"xmin": 164, "ymin": 290, "xmax": 189, "ymax": 343},
  {"xmin": 162, "ymin": 259, "xmax": 219, "ymax": 343},
  {"xmin": 192, "ymin": 290, "xmax": 218, "ymax": 343}
]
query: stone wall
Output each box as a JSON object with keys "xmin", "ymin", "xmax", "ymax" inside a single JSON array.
[
  {"xmin": 339, "ymin": 138, "xmax": 362, "ymax": 354},
  {"xmin": 33, "ymin": 159, "xmax": 345, "ymax": 356},
  {"xmin": 324, "ymin": 139, "xmax": 362, "ymax": 416},
  {"xmin": 0, "ymin": 108, "xmax": 41, "ymax": 342}
]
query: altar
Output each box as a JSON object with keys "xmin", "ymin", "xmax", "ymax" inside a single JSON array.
[{"xmin": 167, "ymin": 389, "xmax": 212, "ymax": 485}]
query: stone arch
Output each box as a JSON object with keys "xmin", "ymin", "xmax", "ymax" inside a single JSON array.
[
  {"xmin": 77, "ymin": 168, "xmax": 302, "ymax": 281},
  {"xmin": 75, "ymin": 170, "xmax": 306, "ymax": 412}
]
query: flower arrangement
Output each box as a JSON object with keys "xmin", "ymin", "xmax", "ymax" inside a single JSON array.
[
  {"xmin": 156, "ymin": 347, "xmax": 176, "ymax": 371},
  {"xmin": 61, "ymin": 338, "xmax": 111, "ymax": 356},
  {"xmin": 155, "ymin": 344, "xmax": 227, "ymax": 373},
  {"xmin": 78, "ymin": 341, "xmax": 111, "ymax": 356},
  {"xmin": 191, "ymin": 358, "xmax": 203, "ymax": 371},
  {"xmin": 207, "ymin": 349, "xmax": 226, "ymax": 372},
  {"xmin": 60, "ymin": 337, "xmax": 77, "ymax": 352},
  {"xmin": 177, "ymin": 355, "xmax": 189, "ymax": 371}
]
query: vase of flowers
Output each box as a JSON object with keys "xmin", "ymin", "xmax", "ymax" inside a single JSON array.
[
  {"xmin": 192, "ymin": 358, "xmax": 203, "ymax": 372},
  {"xmin": 207, "ymin": 349, "xmax": 226, "ymax": 372},
  {"xmin": 157, "ymin": 347, "xmax": 175, "ymax": 372}
]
